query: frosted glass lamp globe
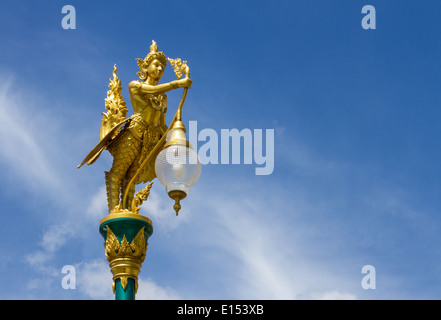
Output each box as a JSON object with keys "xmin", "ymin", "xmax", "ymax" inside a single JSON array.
[{"xmin": 155, "ymin": 127, "xmax": 201, "ymax": 215}]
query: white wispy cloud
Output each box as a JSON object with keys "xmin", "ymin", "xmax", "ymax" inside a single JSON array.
[
  {"xmin": 74, "ymin": 259, "xmax": 113, "ymax": 299},
  {"xmin": 141, "ymin": 187, "xmax": 191, "ymax": 233},
  {"xmin": 0, "ymin": 77, "xmax": 74, "ymax": 275},
  {"xmin": 85, "ymin": 186, "xmax": 108, "ymax": 221},
  {"xmin": 75, "ymin": 259, "xmax": 181, "ymax": 300},
  {"xmin": 137, "ymin": 277, "xmax": 181, "ymax": 300},
  {"xmin": 187, "ymin": 186, "xmax": 359, "ymax": 300},
  {"xmin": 0, "ymin": 76, "xmax": 101, "ymax": 286},
  {"xmin": 0, "ymin": 77, "xmax": 61, "ymax": 193},
  {"xmin": 306, "ymin": 290, "xmax": 356, "ymax": 300}
]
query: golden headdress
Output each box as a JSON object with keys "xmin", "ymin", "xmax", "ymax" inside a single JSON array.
[{"xmin": 136, "ymin": 40, "xmax": 167, "ymax": 81}]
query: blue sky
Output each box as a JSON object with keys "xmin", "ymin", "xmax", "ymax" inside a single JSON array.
[{"xmin": 0, "ymin": 0, "xmax": 441, "ymax": 299}]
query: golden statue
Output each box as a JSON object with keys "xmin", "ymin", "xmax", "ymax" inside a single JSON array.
[
  {"xmin": 78, "ymin": 41, "xmax": 200, "ymax": 299},
  {"xmin": 78, "ymin": 40, "xmax": 192, "ymax": 213}
]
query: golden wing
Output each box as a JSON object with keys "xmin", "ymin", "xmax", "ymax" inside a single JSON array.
[
  {"xmin": 77, "ymin": 64, "xmax": 128, "ymax": 169},
  {"xmin": 77, "ymin": 118, "xmax": 129, "ymax": 168},
  {"xmin": 101, "ymin": 65, "xmax": 128, "ymax": 140}
]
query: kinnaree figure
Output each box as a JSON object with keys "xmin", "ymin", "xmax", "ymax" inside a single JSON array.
[{"xmin": 78, "ymin": 40, "xmax": 192, "ymax": 213}]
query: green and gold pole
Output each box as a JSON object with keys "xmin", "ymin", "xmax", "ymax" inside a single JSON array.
[{"xmin": 99, "ymin": 211, "xmax": 153, "ymax": 300}]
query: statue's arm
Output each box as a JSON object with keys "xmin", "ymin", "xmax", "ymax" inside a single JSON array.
[{"xmin": 129, "ymin": 79, "xmax": 191, "ymax": 95}]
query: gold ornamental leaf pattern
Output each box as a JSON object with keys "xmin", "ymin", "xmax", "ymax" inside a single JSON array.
[
  {"xmin": 104, "ymin": 227, "xmax": 120, "ymax": 261},
  {"xmin": 168, "ymin": 58, "xmax": 188, "ymax": 79},
  {"xmin": 104, "ymin": 226, "xmax": 148, "ymax": 262},
  {"xmin": 118, "ymin": 235, "xmax": 133, "ymax": 256},
  {"xmin": 130, "ymin": 227, "xmax": 147, "ymax": 263}
]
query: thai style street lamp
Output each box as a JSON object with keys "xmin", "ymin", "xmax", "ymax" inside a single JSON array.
[{"xmin": 78, "ymin": 41, "xmax": 201, "ymax": 300}]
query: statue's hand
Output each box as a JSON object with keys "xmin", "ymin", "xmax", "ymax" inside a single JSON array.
[{"xmin": 177, "ymin": 78, "xmax": 192, "ymax": 89}]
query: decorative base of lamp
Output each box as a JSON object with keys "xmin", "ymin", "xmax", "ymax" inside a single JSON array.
[
  {"xmin": 168, "ymin": 190, "xmax": 187, "ymax": 216},
  {"xmin": 99, "ymin": 210, "xmax": 153, "ymax": 300}
]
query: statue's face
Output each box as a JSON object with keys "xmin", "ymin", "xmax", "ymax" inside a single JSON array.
[{"xmin": 147, "ymin": 58, "xmax": 165, "ymax": 80}]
